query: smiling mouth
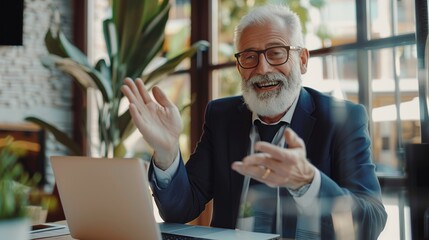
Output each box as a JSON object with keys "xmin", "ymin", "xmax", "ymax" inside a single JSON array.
[{"xmin": 253, "ymin": 80, "xmax": 281, "ymax": 90}]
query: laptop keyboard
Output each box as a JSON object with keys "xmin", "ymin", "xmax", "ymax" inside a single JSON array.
[{"xmin": 161, "ymin": 232, "xmax": 207, "ymax": 240}]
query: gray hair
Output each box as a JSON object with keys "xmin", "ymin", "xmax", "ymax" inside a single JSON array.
[{"xmin": 233, "ymin": 4, "xmax": 304, "ymax": 50}]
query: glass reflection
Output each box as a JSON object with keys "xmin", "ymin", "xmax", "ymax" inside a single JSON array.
[{"xmin": 369, "ymin": 0, "xmax": 415, "ymax": 39}]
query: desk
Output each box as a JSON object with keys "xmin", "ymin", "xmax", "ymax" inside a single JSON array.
[
  {"xmin": 32, "ymin": 221, "xmax": 74, "ymax": 240},
  {"xmin": 34, "ymin": 221, "xmax": 288, "ymax": 240},
  {"xmin": 37, "ymin": 235, "xmax": 73, "ymax": 240}
]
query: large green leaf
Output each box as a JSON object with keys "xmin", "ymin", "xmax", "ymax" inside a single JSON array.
[
  {"xmin": 118, "ymin": 109, "xmax": 131, "ymax": 139},
  {"xmin": 45, "ymin": 28, "xmax": 90, "ymax": 67},
  {"xmin": 95, "ymin": 59, "xmax": 111, "ymax": 83},
  {"xmin": 25, "ymin": 117, "xmax": 83, "ymax": 156},
  {"xmin": 119, "ymin": 120, "xmax": 136, "ymax": 144},
  {"xmin": 117, "ymin": 0, "xmax": 159, "ymax": 64},
  {"xmin": 102, "ymin": 19, "xmax": 118, "ymax": 61},
  {"xmin": 112, "ymin": 62, "xmax": 128, "ymax": 99},
  {"xmin": 143, "ymin": 40, "xmax": 210, "ymax": 87},
  {"xmin": 44, "ymin": 27, "xmax": 67, "ymax": 58},
  {"xmin": 48, "ymin": 57, "xmax": 113, "ymax": 101},
  {"xmin": 126, "ymin": 4, "xmax": 170, "ymax": 79},
  {"xmin": 124, "ymin": 3, "xmax": 169, "ymax": 77},
  {"xmin": 55, "ymin": 59, "xmax": 97, "ymax": 89},
  {"xmin": 58, "ymin": 31, "xmax": 91, "ymax": 67},
  {"xmin": 143, "ymin": 0, "xmax": 170, "ymax": 38},
  {"xmin": 111, "ymin": 0, "xmax": 123, "ymax": 49},
  {"xmin": 87, "ymin": 69, "xmax": 114, "ymax": 102}
]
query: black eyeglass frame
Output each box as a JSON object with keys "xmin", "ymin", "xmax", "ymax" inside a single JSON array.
[{"xmin": 234, "ymin": 46, "xmax": 302, "ymax": 69}]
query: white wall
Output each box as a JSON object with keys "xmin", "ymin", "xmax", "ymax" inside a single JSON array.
[{"xmin": 0, "ymin": 0, "xmax": 74, "ymax": 189}]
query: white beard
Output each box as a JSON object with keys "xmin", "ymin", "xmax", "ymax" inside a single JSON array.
[{"xmin": 241, "ymin": 71, "xmax": 301, "ymax": 117}]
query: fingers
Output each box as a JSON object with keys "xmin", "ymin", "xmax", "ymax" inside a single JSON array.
[
  {"xmin": 238, "ymin": 152, "xmax": 277, "ymax": 170},
  {"xmin": 128, "ymin": 103, "xmax": 146, "ymax": 130},
  {"xmin": 231, "ymin": 128, "xmax": 310, "ymax": 187},
  {"xmin": 284, "ymin": 127, "xmax": 305, "ymax": 150},
  {"xmin": 135, "ymin": 78, "xmax": 153, "ymax": 104},
  {"xmin": 231, "ymin": 159, "xmax": 286, "ymax": 187},
  {"xmin": 120, "ymin": 78, "xmax": 135, "ymax": 101},
  {"xmin": 152, "ymin": 86, "xmax": 175, "ymax": 108},
  {"xmin": 121, "ymin": 78, "xmax": 153, "ymax": 106},
  {"xmin": 237, "ymin": 152, "xmax": 286, "ymax": 178},
  {"xmin": 121, "ymin": 78, "xmax": 153, "ymax": 131},
  {"xmin": 121, "ymin": 78, "xmax": 143, "ymax": 109},
  {"xmin": 255, "ymin": 128, "xmax": 304, "ymax": 151},
  {"xmin": 231, "ymin": 160, "xmax": 273, "ymax": 182},
  {"xmin": 121, "ymin": 78, "xmax": 175, "ymax": 110},
  {"xmin": 254, "ymin": 128, "xmax": 305, "ymax": 162}
]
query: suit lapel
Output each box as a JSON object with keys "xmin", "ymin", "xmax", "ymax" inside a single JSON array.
[
  {"xmin": 228, "ymin": 101, "xmax": 252, "ymax": 164},
  {"xmin": 290, "ymin": 88, "xmax": 316, "ymax": 146},
  {"xmin": 228, "ymin": 99, "xmax": 252, "ymax": 224}
]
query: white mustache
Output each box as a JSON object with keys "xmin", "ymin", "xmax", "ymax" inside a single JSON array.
[{"xmin": 247, "ymin": 72, "xmax": 288, "ymax": 86}]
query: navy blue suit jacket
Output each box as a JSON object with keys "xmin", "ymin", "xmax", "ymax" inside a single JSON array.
[{"xmin": 150, "ymin": 87, "xmax": 387, "ymax": 239}]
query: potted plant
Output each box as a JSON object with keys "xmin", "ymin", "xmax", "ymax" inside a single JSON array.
[
  {"xmin": 236, "ymin": 201, "xmax": 254, "ymax": 231},
  {"xmin": 0, "ymin": 136, "xmax": 40, "ymax": 240},
  {"xmin": 26, "ymin": 0, "xmax": 208, "ymax": 157}
]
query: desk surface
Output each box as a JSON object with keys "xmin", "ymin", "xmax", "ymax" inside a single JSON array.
[
  {"xmin": 37, "ymin": 236, "xmax": 73, "ymax": 240},
  {"xmin": 34, "ymin": 221, "xmax": 290, "ymax": 240},
  {"xmin": 32, "ymin": 221, "xmax": 73, "ymax": 240}
]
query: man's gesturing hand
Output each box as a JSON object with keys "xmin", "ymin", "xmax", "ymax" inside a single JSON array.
[
  {"xmin": 121, "ymin": 78, "xmax": 183, "ymax": 170},
  {"xmin": 232, "ymin": 128, "xmax": 315, "ymax": 189}
]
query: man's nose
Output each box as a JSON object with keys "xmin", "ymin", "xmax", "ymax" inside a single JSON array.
[{"xmin": 254, "ymin": 53, "xmax": 272, "ymax": 74}]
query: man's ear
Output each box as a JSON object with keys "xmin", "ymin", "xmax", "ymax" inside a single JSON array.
[{"xmin": 299, "ymin": 48, "xmax": 310, "ymax": 74}]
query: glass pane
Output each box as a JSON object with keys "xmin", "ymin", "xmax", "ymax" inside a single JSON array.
[
  {"xmin": 215, "ymin": 0, "xmax": 265, "ymax": 64},
  {"xmin": 215, "ymin": 0, "xmax": 357, "ymax": 64},
  {"xmin": 303, "ymin": 51, "xmax": 359, "ymax": 103},
  {"xmin": 212, "ymin": 67, "xmax": 242, "ymax": 100},
  {"xmin": 165, "ymin": 0, "xmax": 192, "ymax": 69},
  {"xmin": 370, "ymin": 45, "xmax": 419, "ymax": 176},
  {"xmin": 304, "ymin": 0, "xmax": 357, "ymax": 50},
  {"xmin": 369, "ymin": 0, "xmax": 415, "ymax": 39},
  {"xmin": 89, "ymin": 0, "xmax": 110, "ymax": 64}
]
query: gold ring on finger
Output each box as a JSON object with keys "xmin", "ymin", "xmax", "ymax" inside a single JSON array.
[{"xmin": 261, "ymin": 168, "xmax": 271, "ymax": 180}]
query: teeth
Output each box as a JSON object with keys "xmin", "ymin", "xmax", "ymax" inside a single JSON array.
[{"xmin": 255, "ymin": 81, "xmax": 279, "ymax": 88}]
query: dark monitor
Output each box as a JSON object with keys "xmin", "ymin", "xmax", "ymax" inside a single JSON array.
[{"xmin": 0, "ymin": 0, "xmax": 24, "ymax": 46}]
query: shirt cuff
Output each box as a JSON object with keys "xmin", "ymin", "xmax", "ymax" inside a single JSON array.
[
  {"xmin": 292, "ymin": 166, "xmax": 321, "ymax": 211},
  {"xmin": 152, "ymin": 151, "xmax": 180, "ymax": 189}
]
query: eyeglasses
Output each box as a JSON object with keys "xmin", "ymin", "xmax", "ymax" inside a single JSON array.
[{"xmin": 234, "ymin": 46, "xmax": 302, "ymax": 69}]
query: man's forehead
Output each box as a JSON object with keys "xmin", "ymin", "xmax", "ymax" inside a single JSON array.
[{"xmin": 239, "ymin": 23, "xmax": 292, "ymax": 48}]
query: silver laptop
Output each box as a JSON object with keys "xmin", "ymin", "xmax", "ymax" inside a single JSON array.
[{"xmin": 51, "ymin": 156, "xmax": 280, "ymax": 240}]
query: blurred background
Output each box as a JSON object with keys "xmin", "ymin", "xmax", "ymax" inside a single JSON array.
[{"xmin": 0, "ymin": 0, "xmax": 428, "ymax": 239}]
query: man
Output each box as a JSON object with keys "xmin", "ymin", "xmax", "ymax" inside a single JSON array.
[{"xmin": 121, "ymin": 4, "xmax": 387, "ymax": 239}]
